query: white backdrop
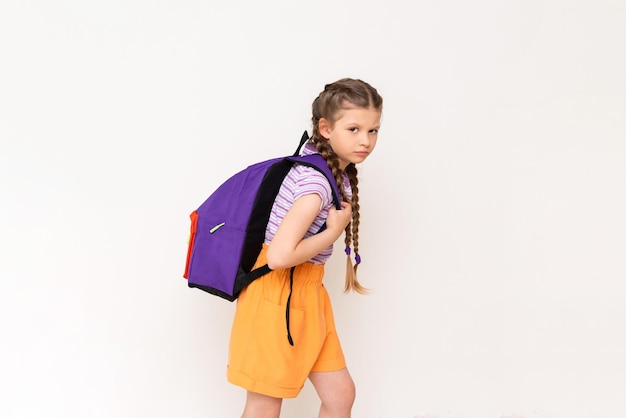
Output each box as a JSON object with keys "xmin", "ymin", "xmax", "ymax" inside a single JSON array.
[{"xmin": 1, "ymin": 1, "xmax": 625, "ymax": 417}]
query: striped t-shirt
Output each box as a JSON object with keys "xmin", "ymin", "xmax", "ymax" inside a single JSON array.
[{"xmin": 264, "ymin": 143, "xmax": 352, "ymax": 264}]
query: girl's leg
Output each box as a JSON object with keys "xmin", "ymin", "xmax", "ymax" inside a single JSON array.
[
  {"xmin": 308, "ymin": 368, "xmax": 355, "ymax": 418},
  {"xmin": 241, "ymin": 391, "xmax": 282, "ymax": 418}
]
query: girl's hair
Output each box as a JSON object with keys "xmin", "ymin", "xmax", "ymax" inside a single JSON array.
[{"xmin": 309, "ymin": 78, "xmax": 383, "ymax": 294}]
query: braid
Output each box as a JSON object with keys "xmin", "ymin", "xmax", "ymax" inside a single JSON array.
[
  {"xmin": 311, "ymin": 140, "xmax": 349, "ymax": 203},
  {"xmin": 309, "ymin": 78, "xmax": 382, "ymax": 295},
  {"xmin": 344, "ymin": 164, "xmax": 367, "ymax": 293},
  {"xmin": 345, "ymin": 164, "xmax": 360, "ymax": 257}
]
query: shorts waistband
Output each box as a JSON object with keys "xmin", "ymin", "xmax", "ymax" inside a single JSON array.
[{"xmin": 255, "ymin": 244, "xmax": 325, "ymax": 285}]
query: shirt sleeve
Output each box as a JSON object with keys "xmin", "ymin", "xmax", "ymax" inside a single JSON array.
[{"xmin": 291, "ymin": 165, "xmax": 334, "ymax": 210}]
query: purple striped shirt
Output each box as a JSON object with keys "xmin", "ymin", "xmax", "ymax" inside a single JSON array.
[{"xmin": 264, "ymin": 144, "xmax": 352, "ymax": 264}]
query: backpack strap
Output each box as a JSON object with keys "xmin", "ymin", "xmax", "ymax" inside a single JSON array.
[{"xmin": 292, "ymin": 130, "xmax": 311, "ymax": 156}]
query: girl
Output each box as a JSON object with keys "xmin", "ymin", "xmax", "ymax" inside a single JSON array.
[{"xmin": 227, "ymin": 78, "xmax": 383, "ymax": 418}]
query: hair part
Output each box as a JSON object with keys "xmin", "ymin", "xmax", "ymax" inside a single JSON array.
[{"xmin": 309, "ymin": 78, "xmax": 383, "ymax": 294}]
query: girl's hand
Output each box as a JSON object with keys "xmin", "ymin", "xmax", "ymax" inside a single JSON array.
[{"xmin": 326, "ymin": 201, "xmax": 352, "ymax": 235}]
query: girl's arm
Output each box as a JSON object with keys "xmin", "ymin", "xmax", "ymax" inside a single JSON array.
[{"xmin": 266, "ymin": 194, "xmax": 352, "ymax": 270}]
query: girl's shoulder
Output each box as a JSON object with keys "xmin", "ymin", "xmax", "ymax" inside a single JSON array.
[{"xmin": 286, "ymin": 164, "xmax": 334, "ymax": 207}]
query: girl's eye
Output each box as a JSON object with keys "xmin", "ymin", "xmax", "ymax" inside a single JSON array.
[
  {"xmin": 369, "ymin": 129, "xmax": 379, "ymax": 134},
  {"xmin": 349, "ymin": 127, "xmax": 358, "ymax": 132}
]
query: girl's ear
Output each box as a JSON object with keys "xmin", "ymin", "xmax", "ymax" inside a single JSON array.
[{"xmin": 318, "ymin": 118, "xmax": 332, "ymax": 140}]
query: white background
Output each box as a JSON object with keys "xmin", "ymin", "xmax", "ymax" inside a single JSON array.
[{"xmin": 1, "ymin": 1, "xmax": 625, "ymax": 417}]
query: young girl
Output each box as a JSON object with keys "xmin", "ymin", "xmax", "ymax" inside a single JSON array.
[{"xmin": 227, "ymin": 78, "xmax": 383, "ymax": 418}]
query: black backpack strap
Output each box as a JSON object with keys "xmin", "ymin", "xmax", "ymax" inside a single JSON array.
[
  {"xmin": 292, "ymin": 130, "xmax": 310, "ymax": 156},
  {"xmin": 247, "ymin": 264, "xmax": 272, "ymax": 282}
]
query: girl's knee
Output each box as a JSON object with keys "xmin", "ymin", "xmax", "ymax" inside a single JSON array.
[
  {"xmin": 342, "ymin": 379, "xmax": 356, "ymax": 405},
  {"xmin": 324, "ymin": 379, "xmax": 356, "ymax": 412},
  {"xmin": 310, "ymin": 368, "xmax": 356, "ymax": 414}
]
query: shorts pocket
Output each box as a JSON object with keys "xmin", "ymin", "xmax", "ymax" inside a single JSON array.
[{"xmin": 252, "ymin": 298, "xmax": 307, "ymax": 388}]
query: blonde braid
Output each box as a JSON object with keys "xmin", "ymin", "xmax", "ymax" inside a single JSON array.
[{"xmin": 344, "ymin": 164, "xmax": 367, "ymax": 294}]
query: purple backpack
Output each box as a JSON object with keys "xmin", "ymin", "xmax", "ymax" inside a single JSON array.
[{"xmin": 184, "ymin": 131, "xmax": 342, "ymax": 302}]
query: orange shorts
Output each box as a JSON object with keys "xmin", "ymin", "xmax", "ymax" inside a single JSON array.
[{"xmin": 227, "ymin": 245, "xmax": 346, "ymax": 398}]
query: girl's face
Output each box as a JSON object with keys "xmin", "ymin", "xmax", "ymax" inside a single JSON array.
[{"xmin": 319, "ymin": 106, "xmax": 382, "ymax": 170}]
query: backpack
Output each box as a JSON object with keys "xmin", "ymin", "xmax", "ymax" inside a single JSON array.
[{"xmin": 183, "ymin": 131, "xmax": 342, "ymax": 302}]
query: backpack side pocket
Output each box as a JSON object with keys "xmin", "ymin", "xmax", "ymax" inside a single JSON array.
[{"xmin": 183, "ymin": 210, "xmax": 199, "ymax": 279}]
